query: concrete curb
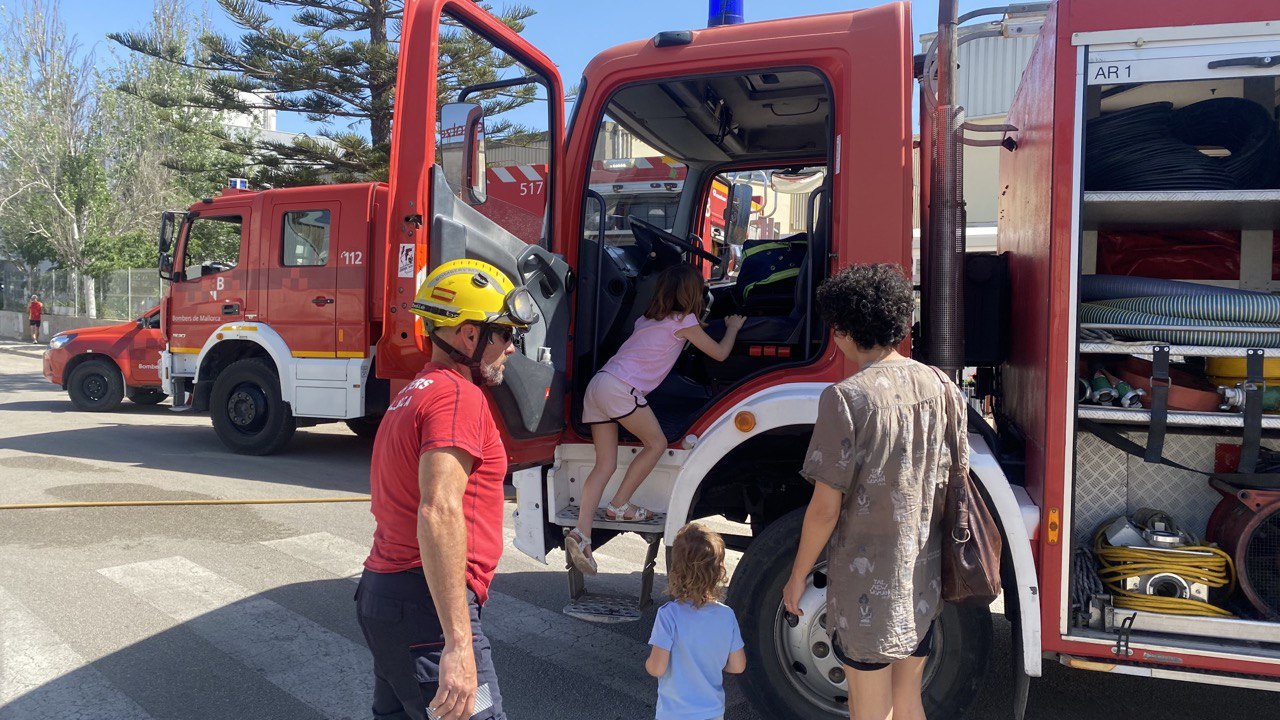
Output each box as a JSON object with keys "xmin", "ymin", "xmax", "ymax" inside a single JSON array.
[{"xmin": 0, "ymin": 340, "xmax": 46, "ymax": 360}]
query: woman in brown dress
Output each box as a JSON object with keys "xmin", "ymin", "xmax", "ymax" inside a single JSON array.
[{"xmin": 782, "ymin": 264, "xmax": 967, "ymax": 720}]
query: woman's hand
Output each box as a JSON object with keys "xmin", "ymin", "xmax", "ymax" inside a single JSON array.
[
  {"xmin": 725, "ymin": 314, "xmax": 746, "ymax": 332},
  {"xmin": 782, "ymin": 571, "xmax": 807, "ymax": 617}
]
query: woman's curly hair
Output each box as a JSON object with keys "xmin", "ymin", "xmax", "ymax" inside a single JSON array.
[
  {"xmin": 816, "ymin": 263, "xmax": 914, "ymax": 350},
  {"xmin": 668, "ymin": 523, "xmax": 727, "ymax": 607}
]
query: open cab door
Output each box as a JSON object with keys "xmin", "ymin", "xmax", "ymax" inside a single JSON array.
[{"xmin": 381, "ymin": 0, "xmax": 570, "ymax": 450}]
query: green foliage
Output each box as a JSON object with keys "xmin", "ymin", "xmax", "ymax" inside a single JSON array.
[{"xmin": 111, "ymin": 0, "xmax": 539, "ymax": 186}]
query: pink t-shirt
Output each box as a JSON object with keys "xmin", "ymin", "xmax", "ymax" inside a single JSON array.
[{"xmin": 601, "ymin": 313, "xmax": 700, "ymax": 393}]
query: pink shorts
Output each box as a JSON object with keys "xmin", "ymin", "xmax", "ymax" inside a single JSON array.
[{"xmin": 582, "ymin": 371, "xmax": 647, "ymax": 424}]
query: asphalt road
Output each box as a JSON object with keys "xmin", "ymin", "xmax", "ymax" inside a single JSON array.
[{"xmin": 0, "ymin": 340, "xmax": 1272, "ymax": 719}]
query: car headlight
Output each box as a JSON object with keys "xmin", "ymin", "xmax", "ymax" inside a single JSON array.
[{"xmin": 48, "ymin": 334, "xmax": 75, "ymax": 350}]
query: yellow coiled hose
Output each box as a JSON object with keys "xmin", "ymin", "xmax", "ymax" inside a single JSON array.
[{"xmin": 1093, "ymin": 526, "xmax": 1236, "ymax": 618}]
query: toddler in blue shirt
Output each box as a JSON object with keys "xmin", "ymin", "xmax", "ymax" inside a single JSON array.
[{"xmin": 646, "ymin": 523, "xmax": 746, "ymax": 720}]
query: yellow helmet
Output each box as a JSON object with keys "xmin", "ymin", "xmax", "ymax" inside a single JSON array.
[{"xmin": 411, "ymin": 259, "xmax": 539, "ymax": 330}]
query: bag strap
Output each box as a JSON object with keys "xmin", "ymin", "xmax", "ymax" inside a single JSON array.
[
  {"xmin": 1078, "ymin": 419, "xmax": 1280, "ymax": 489},
  {"xmin": 928, "ymin": 365, "xmax": 974, "ymax": 541}
]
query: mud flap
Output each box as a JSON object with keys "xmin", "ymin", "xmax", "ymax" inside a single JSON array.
[{"xmin": 512, "ymin": 466, "xmax": 549, "ymax": 564}]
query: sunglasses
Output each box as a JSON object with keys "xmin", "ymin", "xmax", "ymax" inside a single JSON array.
[{"xmin": 485, "ymin": 324, "xmax": 525, "ymax": 345}]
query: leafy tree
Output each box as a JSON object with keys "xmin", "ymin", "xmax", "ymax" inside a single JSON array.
[
  {"xmin": 110, "ymin": 0, "xmax": 538, "ymax": 186},
  {"xmin": 0, "ymin": 0, "xmax": 106, "ymax": 315}
]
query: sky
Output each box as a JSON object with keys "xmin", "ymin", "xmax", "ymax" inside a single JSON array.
[{"xmin": 62, "ymin": 0, "xmax": 999, "ymax": 136}]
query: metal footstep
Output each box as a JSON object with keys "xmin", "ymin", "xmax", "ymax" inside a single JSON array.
[
  {"xmin": 562, "ymin": 525, "xmax": 664, "ymax": 624},
  {"xmin": 563, "ymin": 593, "xmax": 645, "ymax": 623}
]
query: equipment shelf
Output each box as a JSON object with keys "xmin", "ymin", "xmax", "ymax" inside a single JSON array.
[
  {"xmin": 1082, "ymin": 190, "xmax": 1280, "ymax": 230},
  {"xmin": 1079, "ymin": 342, "xmax": 1278, "ymax": 358},
  {"xmin": 1077, "ymin": 405, "xmax": 1280, "ymax": 430}
]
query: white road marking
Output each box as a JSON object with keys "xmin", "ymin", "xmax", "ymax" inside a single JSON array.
[
  {"xmin": 98, "ymin": 557, "xmax": 369, "ymax": 720},
  {"xmin": 261, "ymin": 532, "xmax": 659, "ymax": 704},
  {"xmin": 0, "ymin": 587, "xmax": 153, "ymax": 720}
]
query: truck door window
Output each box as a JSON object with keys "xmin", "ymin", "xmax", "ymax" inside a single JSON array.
[
  {"xmin": 182, "ymin": 216, "xmax": 242, "ymax": 280},
  {"xmin": 439, "ymin": 12, "xmax": 553, "ymax": 246},
  {"xmin": 585, "ymin": 113, "xmax": 684, "ymax": 248},
  {"xmin": 282, "ymin": 210, "xmax": 331, "ymax": 266}
]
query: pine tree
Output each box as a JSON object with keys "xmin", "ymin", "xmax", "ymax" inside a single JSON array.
[{"xmin": 110, "ymin": 0, "xmax": 537, "ymax": 186}]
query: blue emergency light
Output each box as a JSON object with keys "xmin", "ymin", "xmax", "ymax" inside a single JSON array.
[
  {"xmin": 228, "ymin": 178, "xmax": 249, "ymax": 190},
  {"xmin": 708, "ymin": 0, "xmax": 744, "ymax": 27}
]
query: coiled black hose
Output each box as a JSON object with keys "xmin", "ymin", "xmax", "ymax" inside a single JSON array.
[{"xmin": 1085, "ymin": 98, "xmax": 1280, "ymax": 191}]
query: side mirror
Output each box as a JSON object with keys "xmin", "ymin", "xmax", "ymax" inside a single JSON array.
[
  {"xmin": 440, "ymin": 102, "xmax": 487, "ymax": 205},
  {"xmin": 158, "ymin": 211, "xmax": 177, "ymax": 280},
  {"xmin": 723, "ymin": 183, "xmax": 753, "ymax": 245}
]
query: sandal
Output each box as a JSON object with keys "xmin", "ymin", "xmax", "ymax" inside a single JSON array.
[
  {"xmin": 604, "ymin": 502, "xmax": 654, "ymax": 523},
  {"xmin": 565, "ymin": 528, "xmax": 598, "ymax": 575}
]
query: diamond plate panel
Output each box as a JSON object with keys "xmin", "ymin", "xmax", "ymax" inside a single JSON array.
[
  {"xmin": 1072, "ymin": 432, "xmax": 1130, "ymax": 544},
  {"xmin": 1125, "ymin": 431, "xmax": 1225, "ymax": 539},
  {"xmin": 1072, "ymin": 430, "xmax": 1229, "ymax": 546}
]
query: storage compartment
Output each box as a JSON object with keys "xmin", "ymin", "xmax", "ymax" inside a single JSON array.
[{"xmin": 1066, "ymin": 29, "xmax": 1280, "ymax": 659}]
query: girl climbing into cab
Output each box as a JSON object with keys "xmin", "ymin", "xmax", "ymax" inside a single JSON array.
[{"xmin": 566, "ymin": 264, "xmax": 745, "ymax": 574}]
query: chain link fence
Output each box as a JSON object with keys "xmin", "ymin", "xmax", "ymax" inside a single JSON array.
[{"xmin": 1, "ymin": 264, "xmax": 162, "ymax": 321}]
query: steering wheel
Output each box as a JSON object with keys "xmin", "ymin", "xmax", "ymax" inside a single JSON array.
[{"xmin": 627, "ymin": 216, "xmax": 722, "ymax": 266}]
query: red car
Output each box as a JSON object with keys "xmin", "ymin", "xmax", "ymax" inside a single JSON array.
[{"xmin": 43, "ymin": 307, "xmax": 167, "ymax": 411}]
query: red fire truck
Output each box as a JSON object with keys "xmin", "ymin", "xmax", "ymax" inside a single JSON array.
[{"xmin": 154, "ymin": 0, "xmax": 1280, "ymax": 717}]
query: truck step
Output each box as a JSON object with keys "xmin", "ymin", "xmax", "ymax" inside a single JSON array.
[
  {"xmin": 563, "ymin": 593, "xmax": 646, "ymax": 624},
  {"xmin": 555, "ymin": 506, "xmax": 665, "ymax": 534}
]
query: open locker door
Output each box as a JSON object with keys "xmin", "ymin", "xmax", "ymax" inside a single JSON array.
[{"xmin": 382, "ymin": 0, "xmax": 570, "ymax": 441}]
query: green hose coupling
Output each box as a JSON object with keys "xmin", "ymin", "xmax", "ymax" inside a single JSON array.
[
  {"xmin": 1112, "ymin": 378, "xmax": 1146, "ymax": 409},
  {"xmin": 1090, "ymin": 371, "xmax": 1118, "ymax": 404}
]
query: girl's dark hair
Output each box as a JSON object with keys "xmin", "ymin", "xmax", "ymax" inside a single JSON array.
[
  {"xmin": 816, "ymin": 263, "xmax": 914, "ymax": 350},
  {"xmin": 645, "ymin": 264, "xmax": 705, "ymax": 320},
  {"xmin": 668, "ymin": 523, "xmax": 727, "ymax": 607}
]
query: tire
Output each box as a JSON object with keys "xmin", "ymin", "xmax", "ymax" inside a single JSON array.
[
  {"xmin": 727, "ymin": 507, "xmax": 993, "ymax": 720},
  {"xmin": 345, "ymin": 416, "xmax": 382, "ymax": 440},
  {"xmin": 210, "ymin": 358, "xmax": 296, "ymax": 455},
  {"xmin": 67, "ymin": 360, "xmax": 125, "ymax": 412},
  {"xmin": 126, "ymin": 388, "xmax": 168, "ymax": 405}
]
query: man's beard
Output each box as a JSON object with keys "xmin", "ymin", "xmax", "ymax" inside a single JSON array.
[{"xmin": 479, "ymin": 362, "xmax": 505, "ymax": 386}]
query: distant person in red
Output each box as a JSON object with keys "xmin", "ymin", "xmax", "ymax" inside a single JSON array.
[{"xmin": 27, "ymin": 295, "xmax": 43, "ymax": 343}]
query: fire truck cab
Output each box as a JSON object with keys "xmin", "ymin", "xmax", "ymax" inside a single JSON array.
[
  {"xmin": 380, "ymin": 2, "xmax": 1019, "ymax": 718},
  {"xmin": 157, "ymin": 183, "xmax": 391, "ymax": 453}
]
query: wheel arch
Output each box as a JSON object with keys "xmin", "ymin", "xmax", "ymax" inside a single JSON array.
[
  {"xmin": 968, "ymin": 433, "xmax": 1043, "ymax": 678},
  {"xmin": 62, "ymin": 352, "xmax": 123, "ymax": 390},
  {"xmin": 665, "ymin": 382, "xmax": 827, "ymax": 540},
  {"xmin": 193, "ymin": 324, "xmax": 295, "ymax": 411}
]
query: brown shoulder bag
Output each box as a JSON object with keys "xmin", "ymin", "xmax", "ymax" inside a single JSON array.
[{"xmin": 929, "ymin": 365, "xmax": 1002, "ymax": 606}]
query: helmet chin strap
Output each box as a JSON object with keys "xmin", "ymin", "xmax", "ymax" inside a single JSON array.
[{"xmin": 429, "ymin": 325, "xmax": 494, "ymax": 384}]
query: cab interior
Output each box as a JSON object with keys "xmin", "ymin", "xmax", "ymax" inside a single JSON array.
[{"xmin": 573, "ymin": 67, "xmax": 833, "ymax": 440}]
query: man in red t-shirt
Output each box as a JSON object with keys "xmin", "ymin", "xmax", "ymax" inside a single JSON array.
[
  {"xmin": 357, "ymin": 259, "xmax": 538, "ymax": 720},
  {"xmin": 27, "ymin": 295, "xmax": 43, "ymax": 343}
]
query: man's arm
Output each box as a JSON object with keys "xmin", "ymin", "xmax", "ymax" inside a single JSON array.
[{"xmin": 418, "ymin": 447, "xmax": 477, "ymax": 720}]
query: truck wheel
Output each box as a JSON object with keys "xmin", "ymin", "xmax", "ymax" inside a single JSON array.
[
  {"xmin": 67, "ymin": 360, "xmax": 125, "ymax": 412},
  {"xmin": 345, "ymin": 416, "xmax": 382, "ymax": 440},
  {"xmin": 126, "ymin": 388, "xmax": 168, "ymax": 405},
  {"xmin": 727, "ymin": 507, "xmax": 992, "ymax": 720},
  {"xmin": 210, "ymin": 358, "xmax": 295, "ymax": 455}
]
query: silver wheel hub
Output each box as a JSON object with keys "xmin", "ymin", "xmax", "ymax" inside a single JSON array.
[{"xmin": 773, "ymin": 564, "xmax": 944, "ymax": 715}]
